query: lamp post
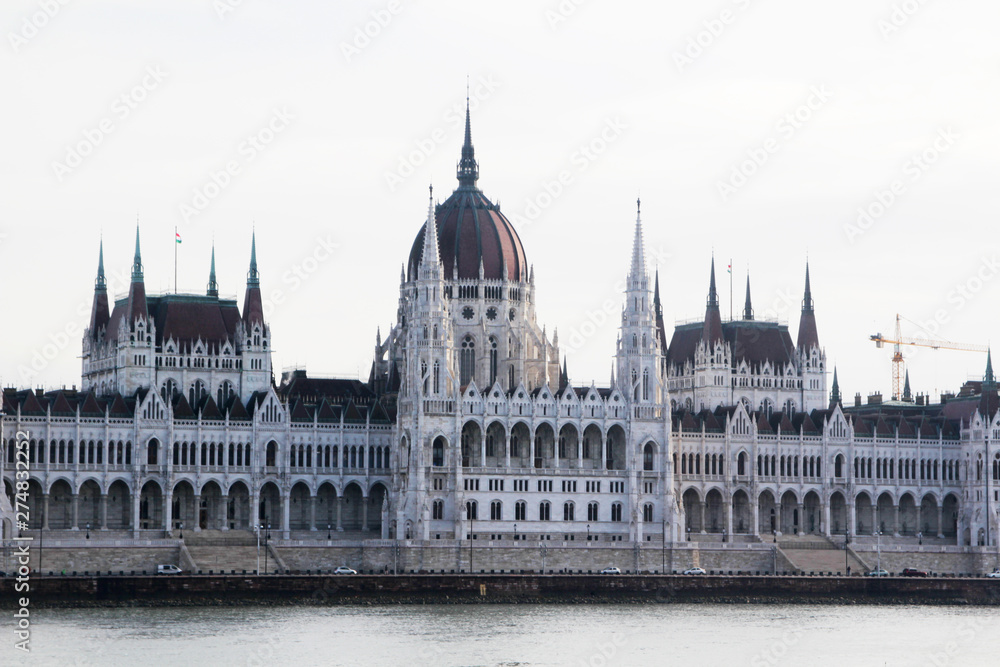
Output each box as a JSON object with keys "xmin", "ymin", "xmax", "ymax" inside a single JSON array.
[
  {"xmin": 661, "ymin": 519, "xmax": 666, "ymax": 573},
  {"xmin": 587, "ymin": 524, "xmax": 590, "ymax": 541},
  {"xmin": 876, "ymin": 529, "xmax": 882, "ymax": 575},
  {"xmin": 264, "ymin": 522, "xmax": 270, "ymax": 574},
  {"xmin": 86, "ymin": 522, "xmax": 90, "ymax": 540},
  {"xmin": 845, "ymin": 532, "xmax": 850, "ymax": 576},
  {"xmin": 178, "ymin": 522, "xmax": 183, "ymax": 541},
  {"xmin": 514, "ymin": 524, "xmax": 518, "ymax": 541},
  {"xmin": 327, "ymin": 523, "xmax": 331, "ymax": 541},
  {"xmin": 255, "ymin": 523, "xmax": 260, "ymax": 574}
]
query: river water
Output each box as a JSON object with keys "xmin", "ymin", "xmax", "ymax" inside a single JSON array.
[{"xmin": 3, "ymin": 603, "xmax": 998, "ymax": 666}]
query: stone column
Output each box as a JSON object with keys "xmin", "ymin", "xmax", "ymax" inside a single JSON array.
[
  {"xmin": 42, "ymin": 494, "xmax": 50, "ymax": 530},
  {"xmin": 309, "ymin": 495, "xmax": 317, "ymax": 531},
  {"xmin": 797, "ymin": 503, "xmax": 804, "ymax": 535},
  {"xmin": 71, "ymin": 493, "xmax": 79, "ymax": 530},
  {"xmin": 724, "ymin": 497, "xmax": 733, "ymax": 538},
  {"xmin": 871, "ymin": 504, "xmax": 878, "ymax": 535},
  {"xmin": 132, "ymin": 490, "xmax": 141, "ymax": 537},
  {"xmin": 362, "ymin": 497, "xmax": 369, "ymax": 532},
  {"xmin": 220, "ymin": 494, "xmax": 229, "ymax": 531},
  {"xmin": 893, "ymin": 504, "xmax": 900, "ymax": 537},
  {"xmin": 505, "ymin": 433, "xmax": 511, "ymax": 468},
  {"xmin": 847, "ymin": 501, "xmax": 856, "ymax": 536},
  {"xmin": 937, "ymin": 506, "xmax": 944, "ymax": 539},
  {"xmin": 480, "ymin": 432, "xmax": 486, "ymax": 468},
  {"xmin": 823, "ymin": 502, "xmax": 831, "ymax": 537},
  {"xmin": 193, "ymin": 494, "xmax": 202, "ymax": 532},
  {"xmin": 164, "ymin": 492, "xmax": 173, "ymax": 534},
  {"xmin": 99, "ymin": 493, "xmax": 108, "ymax": 531},
  {"xmin": 916, "ymin": 505, "xmax": 923, "ymax": 537},
  {"xmin": 699, "ymin": 501, "xmax": 706, "ymax": 534},
  {"xmin": 336, "ymin": 496, "xmax": 343, "ymax": 531},
  {"xmin": 281, "ymin": 490, "xmax": 291, "ymax": 540},
  {"xmin": 751, "ymin": 497, "xmax": 759, "ymax": 537}
]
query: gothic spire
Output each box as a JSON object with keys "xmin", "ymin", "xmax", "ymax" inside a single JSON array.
[
  {"xmin": 903, "ymin": 370, "xmax": 912, "ymax": 402},
  {"xmin": 456, "ymin": 94, "xmax": 479, "ymax": 189},
  {"xmin": 743, "ymin": 273, "xmax": 754, "ymax": 321},
  {"xmin": 830, "ymin": 367, "xmax": 841, "ymax": 408},
  {"xmin": 702, "ymin": 257, "xmax": 724, "ymax": 346},
  {"xmin": 247, "ymin": 230, "xmax": 260, "ymax": 287},
  {"xmin": 985, "ymin": 349, "xmax": 996, "ymax": 392},
  {"xmin": 707, "ymin": 256, "xmax": 719, "ymax": 308},
  {"xmin": 207, "ymin": 243, "xmax": 219, "ymax": 297},
  {"xmin": 126, "ymin": 226, "xmax": 148, "ymax": 325},
  {"xmin": 89, "ymin": 238, "xmax": 111, "ymax": 339},
  {"xmin": 629, "ymin": 198, "xmax": 646, "ymax": 281},
  {"xmin": 419, "ymin": 185, "xmax": 441, "ymax": 279},
  {"xmin": 796, "ymin": 262, "xmax": 820, "ymax": 351}
]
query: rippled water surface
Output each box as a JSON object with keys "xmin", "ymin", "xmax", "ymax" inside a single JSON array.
[{"xmin": 5, "ymin": 603, "xmax": 1000, "ymax": 666}]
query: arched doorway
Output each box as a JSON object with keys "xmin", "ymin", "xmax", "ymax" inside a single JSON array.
[
  {"xmin": 606, "ymin": 425, "xmax": 626, "ymax": 470},
  {"xmin": 258, "ymin": 482, "xmax": 281, "ymax": 530},
  {"xmin": 139, "ymin": 480, "xmax": 163, "ymax": 530},
  {"xmin": 227, "ymin": 481, "xmax": 250, "ymax": 530},
  {"xmin": 316, "ymin": 482, "xmax": 337, "ymax": 533},
  {"xmin": 732, "ymin": 490, "xmax": 751, "ymax": 533},
  {"xmin": 803, "ymin": 491, "xmax": 821, "ymax": 534},
  {"xmin": 682, "ymin": 488, "xmax": 702, "ymax": 535},
  {"xmin": 758, "ymin": 490, "xmax": 777, "ymax": 535},
  {"xmin": 855, "ymin": 492, "xmax": 873, "ymax": 535},
  {"xmin": 534, "ymin": 422, "xmax": 555, "ymax": 469},
  {"xmin": 289, "ymin": 482, "xmax": 311, "ymax": 530},
  {"xmin": 200, "ymin": 480, "xmax": 223, "ymax": 530},
  {"xmin": 829, "ymin": 492, "xmax": 847, "ymax": 535},
  {"xmin": 705, "ymin": 489, "xmax": 724, "ymax": 533},
  {"xmin": 899, "ymin": 493, "xmax": 917, "ymax": 536},
  {"xmin": 511, "ymin": 422, "xmax": 531, "ymax": 468},
  {"xmin": 172, "ymin": 480, "xmax": 195, "ymax": 531},
  {"xmin": 582, "ymin": 424, "xmax": 602, "ymax": 470},
  {"xmin": 780, "ymin": 490, "xmax": 799, "ymax": 534},
  {"xmin": 78, "ymin": 479, "xmax": 101, "ymax": 531},
  {"xmin": 461, "ymin": 421, "xmax": 482, "ymax": 468},
  {"xmin": 49, "ymin": 479, "xmax": 73, "ymax": 529},
  {"xmin": 342, "ymin": 482, "xmax": 364, "ymax": 531}
]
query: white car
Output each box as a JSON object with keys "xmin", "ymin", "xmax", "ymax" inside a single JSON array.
[
  {"xmin": 157, "ymin": 564, "xmax": 182, "ymax": 575},
  {"xmin": 987, "ymin": 570, "xmax": 1000, "ymax": 578},
  {"xmin": 333, "ymin": 566, "xmax": 358, "ymax": 575},
  {"xmin": 683, "ymin": 567, "xmax": 707, "ymax": 575},
  {"xmin": 599, "ymin": 567, "xmax": 622, "ymax": 575},
  {"xmin": 864, "ymin": 569, "xmax": 889, "ymax": 577}
]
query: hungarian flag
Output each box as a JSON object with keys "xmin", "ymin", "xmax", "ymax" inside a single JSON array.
[
  {"xmin": 727, "ymin": 262, "xmax": 731, "ymax": 274},
  {"xmin": 176, "ymin": 231, "xmax": 182, "ymax": 244}
]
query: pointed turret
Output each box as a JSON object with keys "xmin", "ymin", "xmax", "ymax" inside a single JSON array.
[
  {"xmin": 88, "ymin": 239, "xmax": 111, "ymax": 340},
  {"xmin": 796, "ymin": 262, "xmax": 820, "ymax": 351},
  {"xmin": 654, "ymin": 269, "xmax": 668, "ymax": 354},
  {"xmin": 418, "ymin": 185, "xmax": 442, "ymax": 280},
  {"xmin": 830, "ymin": 367, "xmax": 842, "ymax": 408},
  {"xmin": 207, "ymin": 244, "xmax": 219, "ymax": 297},
  {"xmin": 743, "ymin": 274, "xmax": 754, "ymax": 321},
  {"xmin": 701, "ymin": 258, "xmax": 724, "ymax": 346},
  {"xmin": 126, "ymin": 226, "xmax": 148, "ymax": 325},
  {"xmin": 980, "ymin": 349, "xmax": 998, "ymax": 419},
  {"xmin": 456, "ymin": 96, "xmax": 479, "ymax": 190},
  {"xmin": 902, "ymin": 370, "xmax": 912, "ymax": 402},
  {"xmin": 629, "ymin": 198, "xmax": 646, "ymax": 281},
  {"xmin": 559, "ymin": 357, "xmax": 568, "ymax": 391},
  {"xmin": 242, "ymin": 231, "xmax": 264, "ymax": 328}
]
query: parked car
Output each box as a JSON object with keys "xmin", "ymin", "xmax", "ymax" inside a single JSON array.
[
  {"xmin": 987, "ymin": 570, "xmax": 1000, "ymax": 578},
  {"xmin": 333, "ymin": 566, "xmax": 358, "ymax": 575},
  {"xmin": 683, "ymin": 567, "xmax": 707, "ymax": 575},
  {"xmin": 157, "ymin": 564, "xmax": 183, "ymax": 575},
  {"xmin": 864, "ymin": 568, "xmax": 889, "ymax": 577},
  {"xmin": 599, "ymin": 567, "xmax": 622, "ymax": 575},
  {"xmin": 901, "ymin": 568, "xmax": 928, "ymax": 577}
]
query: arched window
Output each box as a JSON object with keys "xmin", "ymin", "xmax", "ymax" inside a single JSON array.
[
  {"xmin": 643, "ymin": 503, "xmax": 653, "ymax": 522},
  {"xmin": 432, "ymin": 437, "xmax": 444, "ymax": 467},
  {"xmin": 466, "ymin": 500, "xmax": 478, "ymax": 520},
  {"xmin": 147, "ymin": 439, "xmax": 158, "ymax": 465},
  {"xmin": 539, "ymin": 501, "xmax": 551, "ymax": 521},
  {"xmin": 515, "ymin": 501, "xmax": 526, "ymax": 521},
  {"xmin": 421, "ymin": 361, "xmax": 428, "ymax": 394},
  {"xmin": 643, "ymin": 443, "xmax": 654, "ymax": 471},
  {"xmin": 642, "ymin": 369, "xmax": 650, "ymax": 401},
  {"xmin": 432, "ymin": 500, "xmax": 443, "ymax": 520},
  {"xmin": 433, "ymin": 361, "xmax": 441, "ymax": 394},
  {"xmin": 738, "ymin": 452, "xmax": 747, "ymax": 476},
  {"xmin": 460, "ymin": 336, "xmax": 476, "ymax": 386},
  {"xmin": 611, "ymin": 503, "xmax": 623, "ymax": 522},
  {"xmin": 491, "ymin": 501, "xmax": 503, "ymax": 520},
  {"xmin": 265, "ymin": 441, "xmax": 277, "ymax": 467},
  {"xmin": 588, "ymin": 502, "xmax": 599, "ymax": 522},
  {"xmin": 563, "ymin": 502, "xmax": 574, "ymax": 521}
]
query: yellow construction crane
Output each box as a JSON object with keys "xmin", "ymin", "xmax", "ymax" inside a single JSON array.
[{"xmin": 870, "ymin": 314, "xmax": 988, "ymax": 400}]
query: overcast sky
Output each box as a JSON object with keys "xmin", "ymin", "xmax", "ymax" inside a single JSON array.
[{"xmin": 3, "ymin": 0, "xmax": 999, "ymax": 404}]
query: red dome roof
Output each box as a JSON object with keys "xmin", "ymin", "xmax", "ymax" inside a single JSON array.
[
  {"xmin": 408, "ymin": 188, "xmax": 527, "ymax": 282},
  {"xmin": 407, "ymin": 102, "xmax": 526, "ymax": 283}
]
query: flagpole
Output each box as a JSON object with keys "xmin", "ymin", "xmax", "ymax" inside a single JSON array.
[{"xmin": 174, "ymin": 226, "xmax": 178, "ymax": 293}]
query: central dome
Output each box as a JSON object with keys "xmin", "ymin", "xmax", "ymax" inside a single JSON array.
[{"xmin": 407, "ymin": 104, "xmax": 527, "ymax": 283}]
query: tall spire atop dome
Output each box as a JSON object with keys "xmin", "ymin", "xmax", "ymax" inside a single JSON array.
[
  {"xmin": 707, "ymin": 256, "xmax": 719, "ymax": 308},
  {"xmin": 96, "ymin": 237, "xmax": 107, "ymax": 291},
  {"xmin": 207, "ymin": 243, "xmax": 219, "ymax": 297},
  {"xmin": 702, "ymin": 257, "xmax": 724, "ymax": 345},
  {"xmin": 131, "ymin": 226, "xmax": 143, "ymax": 282},
  {"xmin": 802, "ymin": 261, "xmax": 814, "ymax": 314},
  {"xmin": 456, "ymin": 93, "xmax": 479, "ymax": 189},
  {"xmin": 743, "ymin": 273, "xmax": 753, "ymax": 321},
  {"xmin": 247, "ymin": 230, "xmax": 260, "ymax": 287},
  {"xmin": 796, "ymin": 261, "xmax": 820, "ymax": 351}
]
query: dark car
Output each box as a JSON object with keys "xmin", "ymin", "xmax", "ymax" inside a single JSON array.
[{"xmin": 901, "ymin": 568, "xmax": 928, "ymax": 577}]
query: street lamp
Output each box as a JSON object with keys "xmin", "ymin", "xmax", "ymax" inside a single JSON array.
[
  {"xmin": 514, "ymin": 524, "xmax": 517, "ymax": 541},
  {"xmin": 876, "ymin": 530, "xmax": 882, "ymax": 575},
  {"xmin": 264, "ymin": 522, "xmax": 271, "ymax": 574},
  {"xmin": 327, "ymin": 523, "xmax": 331, "ymax": 540},
  {"xmin": 587, "ymin": 524, "xmax": 590, "ymax": 541},
  {"xmin": 844, "ymin": 532, "xmax": 850, "ymax": 576},
  {"xmin": 86, "ymin": 522, "xmax": 90, "ymax": 540},
  {"xmin": 179, "ymin": 522, "xmax": 183, "ymax": 540}
]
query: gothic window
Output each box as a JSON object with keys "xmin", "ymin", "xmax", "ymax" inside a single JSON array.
[
  {"xmin": 463, "ymin": 306, "xmax": 475, "ymax": 320},
  {"xmin": 515, "ymin": 501, "xmax": 526, "ymax": 521},
  {"xmin": 433, "ymin": 500, "xmax": 443, "ymax": 520},
  {"xmin": 642, "ymin": 369, "xmax": 649, "ymax": 401},
  {"xmin": 508, "ymin": 365, "xmax": 515, "ymax": 391},
  {"xmin": 421, "ymin": 361, "xmax": 428, "ymax": 394},
  {"xmin": 433, "ymin": 361, "xmax": 441, "ymax": 394},
  {"xmin": 611, "ymin": 503, "xmax": 623, "ymax": 522},
  {"xmin": 632, "ymin": 334, "xmax": 637, "ymax": 349},
  {"xmin": 539, "ymin": 501, "xmax": 551, "ymax": 521},
  {"xmin": 508, "ymin": 308, "xmax": 516, "ymax": 322},
  {"xmin": 563, "ymin": 502, "xmax": 575, "ymax": 521},
  {"xmin": 460, "ymin": 336, "xmax": 476, "ymax": 386},
  {"xmin": 466, "ymin": 500, "xmax": 478, "ymax": 520},
  {"xmin": 632, "ymin": 369, "xmax": 639, "ymax": 401},
  {"xmin": 433, "ymin": 437, "xmax": 445, "ymax": 467},
  {"xmin": 643, "ymin": 504, "xmax": 653, "ymax": 523},
  {"xmin": 588, "ymin": 502, "xmax": 599, "ymax": 521},
  {"xmin": 266, "ymin": 441, "xmax": 277, "ymax": 467},
  {"xmin": 489, "ymin": 337, "xmax": 498, "ymax": 386},
  {"xmin": 491, "ymin": 501, "xmax": 502, "ymax": 520},
  {"xmin": 147, "ymin": 439, "xmax": 158, "ymax": 465},
  {"xmin": 486, "ymin": 307, "xmax": 497, "ymax": 321},
  {"xmin": 643, "ymin": 443, "xmax": 654, "ymax": 471}
]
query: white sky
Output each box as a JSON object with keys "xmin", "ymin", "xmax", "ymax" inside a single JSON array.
[{"xmin": 2, "ymin": 0, "xmax": 999, "ymax": 404}]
